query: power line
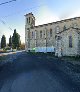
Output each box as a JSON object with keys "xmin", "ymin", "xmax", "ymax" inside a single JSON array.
[
  {"xmin": 0, "ymin": 0, "xmax": 19, "ymax": 31},
  {"xmin": 2, "ymin": 4, "xmax": 46, "ymax": 18},
  {"xmin": 0, "ymin": 2, "xmax": 46, "ymax": 32},
  {"xmin": 0, "ymin": 0, "xmax": 16, "ymax": 6},
  {"xmin": 0, "ymin": 19, "xmax": 13, "ymax": 31}
]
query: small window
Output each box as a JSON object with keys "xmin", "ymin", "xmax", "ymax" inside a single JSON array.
[
  {"xmin": 32, "ymin": 18, "xmax": 35, "ymax": 24},
  {"xmin": 27, "ymin": 18, "xmax": 28, "ymax": 23},
  {"xmin": 29, "ymin": 17, "xmax": 30, "ymax": 23},
  {"xmin": 40, "ymin": 30, "xmax": 42, "ymax": 38},
  {"xmin": 69, "ymin": 36, "xmax": 72, "ymax": 48},
  {"xmin": 50, "ymin": 29, "xmax": 52, "ymax": 37}
]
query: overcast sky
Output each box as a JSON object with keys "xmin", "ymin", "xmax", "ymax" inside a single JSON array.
[{"xmin": 0, "ymin": 0, "xmax": 80, "ymax": 43}]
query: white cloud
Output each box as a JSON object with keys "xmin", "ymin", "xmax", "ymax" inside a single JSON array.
[{"xmin": 35, "ymin": 6, "xmax": 60, "ymax": 25}]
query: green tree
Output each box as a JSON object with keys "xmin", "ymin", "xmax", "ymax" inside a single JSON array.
[
  {"xmin": 12, "ymin": 29, "xmax": 20, "ymax": 49},
  {"xmin": 9, "ymin": 35, "xmax": 12, "ymax": 47},
  {"xmin": 1, "ymin": 35, "xmax": 6, "ymax": 48}
]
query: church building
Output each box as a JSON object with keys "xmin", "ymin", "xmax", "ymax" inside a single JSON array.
[{"xmin": 25, "ymin": 12, "xmax": 80, "ymax": 57}]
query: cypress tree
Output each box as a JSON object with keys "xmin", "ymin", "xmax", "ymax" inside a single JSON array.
[
  {"xmin": 9, "ymin": 35, "xmax": 12, "ymax": 47},
  {"xmin": 1, "ymin": 35, "xmax": 6, "ymax": 48},
  {"xmin": 12, "ymin": 29, "xmax": 20, "ymax": 49}
]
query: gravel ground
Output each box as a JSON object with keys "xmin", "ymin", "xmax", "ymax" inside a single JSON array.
[{"xmin": 45, "ymin": 55, "xmax": 80, "ymax": 83}]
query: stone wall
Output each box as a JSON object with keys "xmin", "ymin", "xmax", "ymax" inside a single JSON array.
[
  {"xmin": 25, "ymin": 13, "xmax": 80, "ymax": 55},
  {"xmin": 60, "ymin": 28, "xmax": 79, "ymax": 56}
]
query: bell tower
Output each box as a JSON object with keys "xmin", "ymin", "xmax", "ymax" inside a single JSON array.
[
  {"xmin": 25, "ymin": 12, "xmax": 35, "ymax": 29},
  {"xmin": 25, "ymin": 12, "xmax": 35, "ymax": 52}
]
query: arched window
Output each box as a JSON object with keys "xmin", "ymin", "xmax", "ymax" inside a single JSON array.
[
  {"xmin": 69, "ymin": 36, "xmax": 72, "ymax": 48},
  {"xmin": 29, "ymin": 17, "xmax": 30, "ymax": 23},
  {"xmin": 50, "ymin": 29, "xmax": 52, "ymax": 37},
  {"xmin": 40, "ymin": 30, "xmax": 42, "ymax": 38}
]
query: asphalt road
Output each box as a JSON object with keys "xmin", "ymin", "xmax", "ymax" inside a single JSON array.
[{"xmin": 0, "ymin": 52, "xmax": 80, "ymax": 92}]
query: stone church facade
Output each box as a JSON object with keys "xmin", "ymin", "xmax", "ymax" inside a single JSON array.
[{"xmin": 25, "ymin": 12, "xmax": 80, "ymax": 57}]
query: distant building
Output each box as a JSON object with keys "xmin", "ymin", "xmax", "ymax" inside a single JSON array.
[{"xmin": 25, "ymin": 12, "xmax": 80, "ymax": 57}]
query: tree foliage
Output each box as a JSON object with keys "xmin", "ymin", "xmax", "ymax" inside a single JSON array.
[
  {"xmin": 20, "ymin": 43, "xmax": 25, "ymax": 50},
  {"xmin": 12, "ymin": 29, "xmax": 20, "ymax": 49},
  {"xmin": 1, "ymin": 35, "xmax": 6, "ymax": 48},
  {"xmin": 9, "ymin": 35, "xmax": 12, "ymax": 47}
]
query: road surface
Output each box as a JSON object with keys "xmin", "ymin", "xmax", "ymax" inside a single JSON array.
[{"xmin": 0, "ymin": 52, "xmax": 80, "ymax": 92}]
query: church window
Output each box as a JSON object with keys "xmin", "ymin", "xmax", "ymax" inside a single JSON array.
[
  {"xmin": 27, "ymin": 18, "xmax": 28, "ymax": 23},
  {"xmin": 50, "ymin": 29, "xmax": 52, "ymax": 37},
  {"xmin": 40, "ymin": 30, "xmax": 42, "ymax": 38},
  {"xmin": 69, "ymin": 36, "xmax": 72, "ymax": 48},
  {"xmin": 29, "ymin": 17, "xmax": 30, "ymax": 23}
]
